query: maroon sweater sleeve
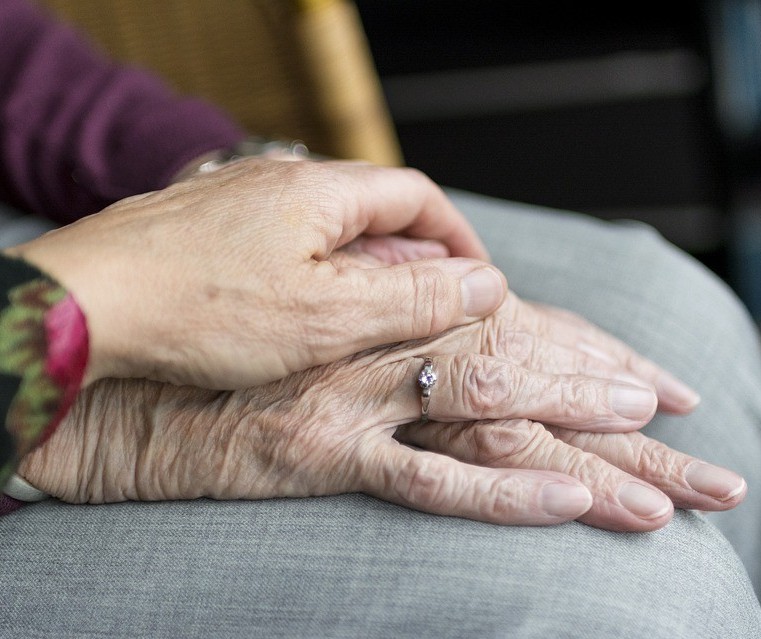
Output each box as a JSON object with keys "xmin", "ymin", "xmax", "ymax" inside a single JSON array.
[{"xmin": 0, "ymin": 0, "xmax": 247, "ymax": 223}]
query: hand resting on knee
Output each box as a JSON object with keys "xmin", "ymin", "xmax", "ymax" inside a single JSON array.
[{"xmin": 18, "ymin": 242, "xmax": 745, "ymax": 533}]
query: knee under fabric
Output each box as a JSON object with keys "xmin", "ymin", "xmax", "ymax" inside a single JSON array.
[{"xmin": 1, "ymin": 194, "xmax": 760, "ymax": 637}]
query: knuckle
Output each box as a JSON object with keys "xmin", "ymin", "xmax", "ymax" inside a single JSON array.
[
  {"xmin": 453, "ymin": 355, "xmax": 510, "ymax": 418},
  {"xmin": 469, "ymin": 419, "xmax": 544, "ymax": 467},
  {"xmin": 482, "ymin": 474, "xmax": 525, "ymax": 519},
  {"xmin": 540, "ymin": 428, "xmax": 624, "ymax": 487},
  {"xmin": 392, "ymin": 453, "xmax": 448, "ymax": 509},
  {"xmin": 470, "ymin": 423, "xmax": 516, "ymax": 464},
  {"xmin": 632, "ymin": 439, "xmax": 674, "ymax": 479},
  {"xmin": 555, "ymin": 448, "xmax": 603, "ymax": 484},
  {"xmin": 409, "ymin": 265, "xmax": 453, "ymax": 335},
  {"xmin": 502, "ymin": 419, "xmax": 555, "ymax": 466},
  {"xmin": 559, "ymin": 377, "xmax": 603, "ymax": 421}
]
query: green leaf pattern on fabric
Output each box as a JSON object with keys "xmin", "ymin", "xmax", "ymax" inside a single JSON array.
[{"xmin": 0, "ymin": 279, "xmax": 67, "ymax": 480}]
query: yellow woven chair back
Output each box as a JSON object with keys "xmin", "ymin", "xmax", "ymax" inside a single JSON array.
[{"xmin": 35, "ymin": 0, "xmax": 403, "ymax": 165}]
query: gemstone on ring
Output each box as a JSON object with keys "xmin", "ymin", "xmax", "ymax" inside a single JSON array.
[
  {"xmin": 417, "ymin": 362, "xmax": 439, "ymax": 390},
  {"xmin": 418, "ymin": 364, "xmax": 437, "ymax": 390}
]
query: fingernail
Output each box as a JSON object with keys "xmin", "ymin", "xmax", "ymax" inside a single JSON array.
[
  {"xmin": 656, "ymin": 372, "xmax": 701, "ymax": 410},
  {"xmin": 461, "ymin": 267, "xmax": 505, "ymax": 317},
  {"xmin": 686, "ymin": 461, "xmax": 746, "ymax": 501},
  {"xmin": 610, "ymin": 384, "xmax": 657, "ymax": 420},
  {"xmin": 541, "ymin": 483, "xmax": 593, "ymax": 518},
  {"xmin": 618, "ymin": 482, "xmax": 671, "ymax": 519}
]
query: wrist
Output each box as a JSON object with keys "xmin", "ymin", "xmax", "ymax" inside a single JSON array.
[
  {"xmin": 3, "ymin": 242, "xmax": 99, "ymax": 383},
  {"xmin": 170, "ymin": 150, "xmax": 226, "ymax": 183},
  {"xmin": 0, "ymin": 253, "xmax": 89, "ymax": 506}
]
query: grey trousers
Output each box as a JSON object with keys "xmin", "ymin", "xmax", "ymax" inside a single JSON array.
[{"xmin": 1, "ymin": 192, "xmax": 760, "ymax": 638}]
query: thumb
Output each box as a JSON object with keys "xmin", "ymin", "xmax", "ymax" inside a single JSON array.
[{"xmin": 336, "ymin": 258, "xmax": 507, "ymax": 348}]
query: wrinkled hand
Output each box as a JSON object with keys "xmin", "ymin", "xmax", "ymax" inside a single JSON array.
[
  {"xmin": 19, "ymin": 244, "xmax": 744, "ymax": 532},
  {"xmin": 6, "ymin": 159, "xmax": 504, "ymax": 389}
]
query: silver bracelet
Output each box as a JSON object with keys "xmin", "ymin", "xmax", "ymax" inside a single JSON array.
[
  {"xmin": 197, "ymin": 136, "xmax": 310, "ymax": 174},
  {"xmin": 3, "ymin": 473, "xmax": 49, "ymax": 502}
]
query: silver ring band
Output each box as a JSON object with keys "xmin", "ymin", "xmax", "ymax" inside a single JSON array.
[
  {"xmin": 3, "ymin": 473, "xmax": 49, "ymax": 502},
  {"xmin": 417, "ymin": 356, "xmax": 437, "ymax": 422}
]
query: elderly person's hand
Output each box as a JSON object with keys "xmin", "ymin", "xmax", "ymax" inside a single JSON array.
[
  {"xmin": 4, "ymin": 159, "xmax": 504, "ymax": 389},
  {"xmin": 18, "ymin": 247, "xmax": 742, "ymax": 532}
]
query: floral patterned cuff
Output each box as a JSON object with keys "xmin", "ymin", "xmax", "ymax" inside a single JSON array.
[{"xmin": 0, "ymin": 256, "xmax": 89, "ymax": 505}]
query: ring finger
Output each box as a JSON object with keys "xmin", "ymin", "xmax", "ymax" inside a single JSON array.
[{"xmin": 383, "ymin": 353, "xmax": 657, "ymax": 432}]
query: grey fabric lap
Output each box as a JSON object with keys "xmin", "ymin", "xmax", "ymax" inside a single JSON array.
[
  {"xmin": 1, "ymin": 498, "xmax": 759, "ymax": 639},
  {"xmin": 1, "ymin": 197, "xmax": 761, "ymax": 637}
]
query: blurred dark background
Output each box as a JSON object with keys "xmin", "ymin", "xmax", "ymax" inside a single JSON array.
[{"xmin": 355, "ymin": 0, "xmax": 761, "ymax": 321}]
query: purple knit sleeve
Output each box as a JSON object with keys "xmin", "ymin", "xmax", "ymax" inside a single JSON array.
[{"xmin": 0, "ymin": 0, "xmax": 247, "ymax": 223}]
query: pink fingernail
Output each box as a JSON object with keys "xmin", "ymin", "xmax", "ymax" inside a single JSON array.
[
  {"xmin": 656, "ymin": 372, "xmax": 701, "ymax": 410},
  {"xmin": 686, "ymin": 462, "xmax": 746, "ymax": 501},
  {"xmin": 461, "ymin": 267, "xmax": 505, "ymax": 317},
  {"xmin": 618, "ymin": 482, "xmax": 672, "ymax": 519},
  {"xmin": 541, "ymin": 483, "xmax": 593, "ymax": 518},
  {"xmin": 610, "ymin": 385, "xmax": 657, "ymax": 421}
]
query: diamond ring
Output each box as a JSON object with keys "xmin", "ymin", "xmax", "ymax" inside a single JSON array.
[{"xmin": 417, "ymin": 356, "xmax": 437, "ymax": 422}]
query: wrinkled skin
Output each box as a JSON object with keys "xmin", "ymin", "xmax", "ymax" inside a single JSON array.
[
  {"xmin": 19, "ymin": 244, "xmax": 745, "ymax": 533},
  {"xmin": 6, "ymin": 159, "xmax": 504, "ymax": 389}
]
